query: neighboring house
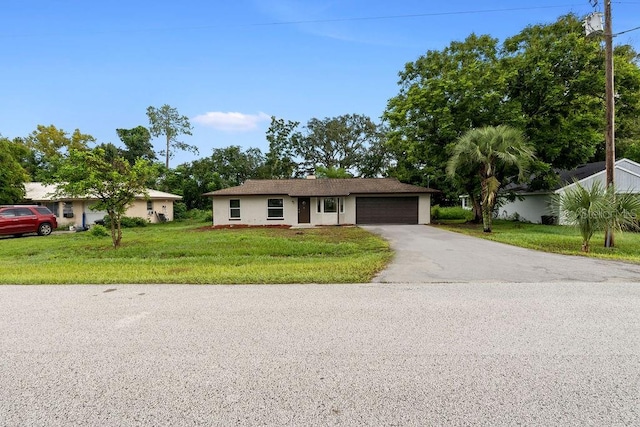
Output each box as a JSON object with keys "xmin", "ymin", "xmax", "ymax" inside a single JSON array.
[
  {"xmin": 23, "ymin": 182, "xmax": 182, "ymax": 227},
  {"xmin": 204, "ymin": 177, "xmax": 438, "ymax": 227},
  {"xmin": 498, "ymin": 158, "xmax": 640, "ymax": 224}
]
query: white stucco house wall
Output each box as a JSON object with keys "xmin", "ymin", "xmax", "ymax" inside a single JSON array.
[
  {"xmin": 498, "ymin": 158, "xmax": 640, "ymax": 224},
  {"xmin": 204, "ymin": 177, "xmax": 438, "ymax": 227},
  {"xmin": 23, "ymin": 182, "xmax": 182, "ymax": 228}
]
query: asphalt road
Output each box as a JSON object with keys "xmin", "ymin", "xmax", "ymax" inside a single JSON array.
[
  {"xmin": 363, "ymin": 225, "xmax": 640, "ymax": 283},
  {"xmin": 1, "ymin": 283, "xmax": 639, "ymax": 426}
]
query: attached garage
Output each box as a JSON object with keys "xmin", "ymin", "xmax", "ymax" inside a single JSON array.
[{"xmin": 356, "ymin": 197, "xmax": 419, "ymax": 224}]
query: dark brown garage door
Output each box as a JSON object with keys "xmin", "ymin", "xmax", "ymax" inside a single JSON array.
[{"xmin": 356, "ymin": 197, "xmax": 418, "ymax": 224}]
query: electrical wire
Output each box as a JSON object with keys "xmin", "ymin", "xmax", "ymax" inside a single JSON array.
[
  {"xmin": 2, "ymin": 4, "xmax": 585, "ymax": 38},
  {"xmin": 615, "ymin": 25, "xmax": 640, "ymax": 35}
]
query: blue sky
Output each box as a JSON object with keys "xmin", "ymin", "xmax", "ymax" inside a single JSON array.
[{"xmin": 2, "ymin": 1, "xmax": 640, "ymax": 166}]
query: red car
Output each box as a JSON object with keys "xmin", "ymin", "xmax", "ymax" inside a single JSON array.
[{"xmin": 0, "ymin": 205, "xmax": 58, "ymax": 237}]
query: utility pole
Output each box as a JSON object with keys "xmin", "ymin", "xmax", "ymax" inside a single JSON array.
[{"xmin": 604, "ymin": 0, "xmax": 615, "ymax": 247}]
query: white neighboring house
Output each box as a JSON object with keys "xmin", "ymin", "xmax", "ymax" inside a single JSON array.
[
  {"xmin": 23, "ymin": 182, "xmax": 182, "ymax": 228},
  {"xmin": 498, "ymin": 158, "xmax": 640, "ymax": 224},
  {"xmin": 204, "ymin": 177, "xmax": 438, "ymax": 227}
]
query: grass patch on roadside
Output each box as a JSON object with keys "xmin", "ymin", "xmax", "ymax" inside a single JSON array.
[
  {"xmin": 436, "ymin": 219, "xmax": 640, "ymax": 263},
  {"xmin": 0, "ymin": 222, "xmax": 392, "ymax": 284}
]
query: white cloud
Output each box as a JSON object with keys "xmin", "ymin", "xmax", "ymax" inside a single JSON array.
[{"xmin": 192, "ymin": 111, "xmax": 271, "ymax": 132}]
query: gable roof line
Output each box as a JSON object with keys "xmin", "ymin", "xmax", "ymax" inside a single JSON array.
[
  {"xmin": 24, "ymin": 182, "xmax": 182, "ymax": 201},
  {"xmin": 616, "ymin": 158, "xmax": 640, "ymax": 170},
  {"xmin": 616, "ymin": 165, "xmax": 640, "ymax": 180},
  {"xmin": 204, "ymin": 178, "xmax": 438, "ymax": 197},
  {"xmin": 554, "ymin": 159, "xmax": 639, "ymax": 193}
]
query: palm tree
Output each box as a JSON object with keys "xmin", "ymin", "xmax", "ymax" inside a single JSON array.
[
  {"xmin": 552, "ymin": 180, "xmax": 640, "ymax": 252},
  {"xmin": 447, "ymin": 125, "xmax": 535, "ymax": 232}
]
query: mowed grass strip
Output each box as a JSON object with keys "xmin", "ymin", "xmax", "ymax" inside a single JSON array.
[
  {"xmin": 437, "ymin": 219, "xmax": 640, "ymax": 262},
  {"xmin": 0, "ymin": 223, "xmax": 392, "ymax": 284}
]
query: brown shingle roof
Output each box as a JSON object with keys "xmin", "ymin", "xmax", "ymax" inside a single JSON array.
[{"xmin": 204, "ymin": 178, "xmax": 437, "ymax": 197}]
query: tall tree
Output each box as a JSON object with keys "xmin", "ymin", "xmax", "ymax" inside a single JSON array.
[
  {"xmin": 207, "ymin": 146, "xmax": 265, "ymax": 189},
  {"xmin": 502, "ymin": 14, "xmax": 605, "ymax": 169},
  {"xmin": 384, "ymin": 34, "xmax": 519, "ymax": 200},
  {"xmin": 263, "ymin": 116, "xmax": 299, "ymax": 178},
  {"xmin": 156, "ymin": 146, "xmax": 267, "ymax": 210},
  {"xmin": 384, "ymin": 14, "xmax": 640, "ymax": 200},
  {"xmin": 447, "ymin": 126, "xmax": 535, "ymax": 232},
  {"xmin": 116, "ymin": 126, "xmax": 157, "ymax": 165},
  {"xmin": 52, "ymin": 148, "xmax": 156, "ymax": 248},
  {"xmin": 265, "ymin": 114, "xmax": 384, "ymax": 177},
  {"xmin": 146, "ymin": 104, "xmax": 197, "ymax": 168},
  {"xmin": 296, "ymin": 114, "xmax": 381, "ymax": 175},
  {"xmin": 608, "ymin": 44, "xmax": 640, "ymax": 163},
  {"xmin": 0, "ymin": 137, "xmax": 29, "ymax": 203},
  {"xmin": 24, "ymin": 125, "xmax": 95, "ymax": 180}
]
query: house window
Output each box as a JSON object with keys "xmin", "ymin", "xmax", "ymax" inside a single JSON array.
[
  {"xmin": 44, "ymin": 202, "xmax": 59, "ymax": 216},
  {"xmin": 324, "ymin": 198, "xmax": 337, "ymax": 213},
  {"xmin": 229, "ymin": 199, "xmax": 241, "ymax": 219},
  {"xmin": 267, "ymin": 198, "xmax": 284, "ymax": 219},
  {"xmin": 318, "ymin": 198, "xmax": 344, "ymax": 213},
  {"xmin": 63, "ymin": 201, "xmax": 74, "ymax": 218},
  {"xmin": 147, "ymin": 200, "xmax": 153, "ymax": 211}
]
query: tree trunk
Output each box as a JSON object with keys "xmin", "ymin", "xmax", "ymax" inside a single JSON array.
[
  {"xmin": 482, "ymin": 203, "xmax": 492, "ymax": 232},
  {"xmin": 165, "ymin": 135, "xmax": 170, "ymax": 169},
  {"xmin": 471, "ymin": 197, "xmax": 482, "ymax": 223},
  {"xmin": 108, "ymin": 211, "xmax": 122, "ymax": 248}
]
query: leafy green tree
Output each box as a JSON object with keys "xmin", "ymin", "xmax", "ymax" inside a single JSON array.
[
  {"xmin": 146, "ymin": 104, "xmax": 197, "ymax": 168},
  {"xmin": 265, "ymin": 114, "xmax": 384, "ymax": 176},
  {"xmin": 296, "ymin": 114, "xmax": 382, "ymax": 175},
  {"xmin": 156, "ymin": 146, "xmax": 267, "ymax": 210},
  {"xmin": 263, "ymin": 116, "xmax": 299, "ymax": 178},
  {"xmin": 447, "ymin": 126, "xmax": 535, "ymax": 232},
  {"xmin": 502, "ymin": 14, "xmax": 605, "ymax": 169},
  {"xmin": 359, "ymin": 128, "xmax": 392, "ymax": 178},
  {"xmin": 0, "ymin": 137, "xmax": 29, "ymax": 203},
  {"xmin": 552, "ymin": 181, "xmax": 640, "ymax": 252},
  {"xmin": 52, "ymin": 148, "xmax": 156, "ymax": 248},
  {"xmin": 95, "ymin": 142, "xmax": 120, "ymax": 162},
  {"xmin": 608, "ymin": 44, "xmax": 640, "ymax": 163},
  {"xmin": 384, "ymin": 34, "xmax": 520, "ymax": 201},
  {"xmin": 207, "ymin": 146, "xmax": 265, "ymax": 188},
  {"xmin": 23, "ymin": 125, "xmax": 95, "ymax": 180},
  {"xmin": 385, "ymin": 14, "xmax": 640, "ymax": 200},
  {"xmin": 116, "ymin": 126, "xmax": 157, "ymax": 165},
  {"xmin": 314, "ymin": 166, "xmax": 353, "ymax": 178}
]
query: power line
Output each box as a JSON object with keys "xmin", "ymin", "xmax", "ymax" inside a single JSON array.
[
  {"xmin": 251, "ymin": 5, "xmax": 583, "ymax": 27},
  {"xmin": 615, "ymin": 25, "xmax": 640, "ymax": 35},
  {"xmin": 2, "ymin": 4, "xmax": 585, "ymax": 39}
]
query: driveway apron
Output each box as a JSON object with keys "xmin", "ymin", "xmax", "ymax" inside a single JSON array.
[{"xmin": 362, "ymin": 225, "xmax": 640, "ymax": 283}]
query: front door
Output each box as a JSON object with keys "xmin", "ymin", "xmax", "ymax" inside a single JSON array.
[{"xmin": 298, "ymin": 198, "xmax": 310, "ymax": 224}]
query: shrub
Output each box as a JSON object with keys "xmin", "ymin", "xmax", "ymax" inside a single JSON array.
[
  {"xmin": 89, "ymin": 224, "xmax": 110, "ymax": 237},
  {"xmin": 102, "ymin": 215, "xmax": 148, "ymax": 228},
  {"xmin": 173, "ymin": 202, "xmax": 187, "ymax": 220},
  {"xmin": 185, "ymin": 208, "xmax": 212, "ymax": 223},
  {"xmin": 431, "ymin": 205, "xmax": 474, "ymax": 221}
]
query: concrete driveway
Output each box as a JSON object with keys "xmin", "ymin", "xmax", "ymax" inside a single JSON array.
[{"xmin": 362, "ymin": 225, "xmax": 640, "ymax": 283}]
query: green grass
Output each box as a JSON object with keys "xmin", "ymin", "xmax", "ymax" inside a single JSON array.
[
  {"xmin": 437, "ymin": 219, "xmax": 640, "ymax": 263},
  {"xmin": 0, "ymin": 221, "xmax": 392, "ymax": 284}
]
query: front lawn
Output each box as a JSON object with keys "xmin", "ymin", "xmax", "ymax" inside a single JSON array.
[
  {"xmin": 436, "ymin": 219, "xmax": 640, "ymax": 263},
  {"xmin": 0, "ymin": 222, "xmax": 392, "ymax": 284}
]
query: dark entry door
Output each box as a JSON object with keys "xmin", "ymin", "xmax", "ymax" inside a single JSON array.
[{"xmin": 298, "ymin": 198, "xmax": 310, "ymax": 224}]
